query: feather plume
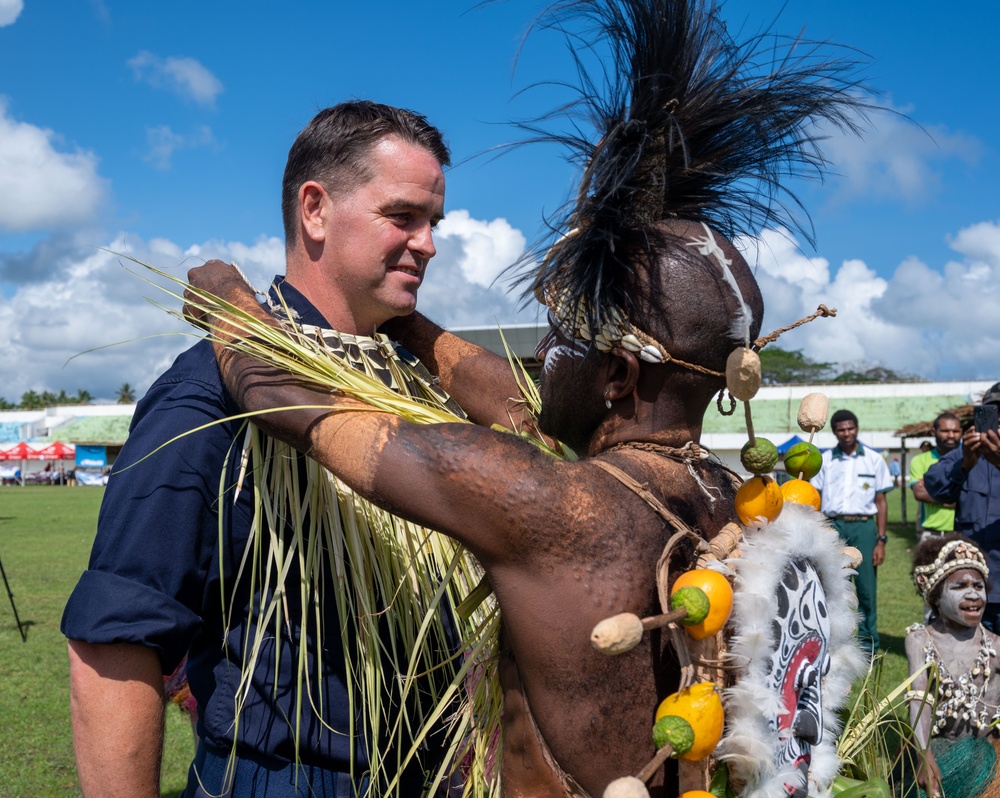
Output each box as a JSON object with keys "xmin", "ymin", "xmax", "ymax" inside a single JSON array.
[{"xmin": 513, "ymin": 0, "xmax": 874, "ymax": 334}]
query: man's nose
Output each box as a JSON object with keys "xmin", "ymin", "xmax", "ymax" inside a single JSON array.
[{"xmin": 410, "ymin": 223, "xmax": 437, "ymax": 261}]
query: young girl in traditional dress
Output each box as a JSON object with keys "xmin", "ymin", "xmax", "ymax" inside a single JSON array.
[{"xmin": 907, "ymin": 534, "xmax": 1000, "ymax": 798}]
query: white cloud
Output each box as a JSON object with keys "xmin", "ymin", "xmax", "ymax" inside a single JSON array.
[
  {"xmin": 0, "ymin": 213, "xmax": 537, "ymax": 402},
  {"xmin": 814, "ymin": 104, "xmax": 981, "ymax": 204},
  {"xmin": 0, "ymin": 99, "xmax": 107, "ymax": 232},
  {"xmin": 0, "ymin": 233, "xmax": 285, "ymax": 404},
  {"xmin": 741, "ymin": 221, "xmax": 1000, "ymax": 381},
  {"xmin": 142, "ymin": 124, "xmax": 215, "ymax": 170},
  {"xmin": 436, "ymin": 210, "xmax": 526, "ymax": 287},
  {"xmin": 128, "ymin": 51, "xmax": 223, "ymax": 107},
  {"xmin": 0, "ymin": 0, "xmax": 22, "ymax": 26}
]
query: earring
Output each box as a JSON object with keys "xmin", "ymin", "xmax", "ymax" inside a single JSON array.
[{"xmin": 605, "ymin": 397, "xmax": 613, "ymax": 409}]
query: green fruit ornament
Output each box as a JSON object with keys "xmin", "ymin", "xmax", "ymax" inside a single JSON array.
[
  {"xmin": 784, "ymin": 441, "xmax": 823, "ymax": 480},
  {"xmin": 740, "ymin": 437, "xmax": 778, "ymax": 475},
  {"xmin": 669, "ymin": 586, "xmax": 710, "ymax": 625},
  {"xmin": 652, "ymin": 714, "xmax": 695, "ymax": 754}
]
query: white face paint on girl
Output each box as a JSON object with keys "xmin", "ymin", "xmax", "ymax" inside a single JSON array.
[{"xmin": 937, "ymin": 568, "xmax": 987, "ymax": 629}]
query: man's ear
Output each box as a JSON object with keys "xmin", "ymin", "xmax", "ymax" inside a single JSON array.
[
  {"xmin": 299, "ymin": 181, "xmax": 329, "ymax": 244},
  {"xmin": 605, "ymin": 347, "xmax": 640, "ymax": 403}
]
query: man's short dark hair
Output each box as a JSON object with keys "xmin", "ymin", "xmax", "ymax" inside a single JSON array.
[
  {"xmin": 933, "ymin": 412, "xmax": 960, "ymax": 430},
  {"xmin": 831, "ymin": 409, "xmax": 858, "ymax": 428},
  {"xmin": 281, "ymin": 101, "xmax": 451, "ymax": 248}
]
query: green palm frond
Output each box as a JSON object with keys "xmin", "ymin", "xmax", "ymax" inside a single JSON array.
[{"xmin": 128, "ymin": 255, "xmax": 540, "ymax": 797}]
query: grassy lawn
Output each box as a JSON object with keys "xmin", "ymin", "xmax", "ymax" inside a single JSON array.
[
  {"xmin": 0, "ymin": 483, "xmax": 929, "ymax": 796},
  {"xmin": 0, "ymin": 487, "xmax": 192, "ymax": 798}
]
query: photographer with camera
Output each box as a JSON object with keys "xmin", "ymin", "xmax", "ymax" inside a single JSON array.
[{"xmin": 925, "ymin": 383, "xmax": 1000, "ymax": 631}]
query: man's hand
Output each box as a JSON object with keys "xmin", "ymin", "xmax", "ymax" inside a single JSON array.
[
  {"xmin": 980, "ymin": 428, "xmax": 1000, "ymax": 468},
  {"xmin": 962, "ymin": 425, "xmax": 982, "ymax": 472},
  {"xmin": 183, "ymin": 259, "xmax": 258, "ymax": 333},
  {"xmin": 871, "ymin": 539, "xmax": 886, "ymax": 567}
]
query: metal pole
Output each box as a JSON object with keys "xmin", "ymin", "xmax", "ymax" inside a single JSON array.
[
  {"xmin": 0, "ymin": 554, "xmax": 27, "ymax": 642},
  {"xmin": 900, "ymin": 440, "xmax": 908, "ymax": 526}
]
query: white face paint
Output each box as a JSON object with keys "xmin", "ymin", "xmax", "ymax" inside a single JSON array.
[
  {"xmin": 937, "ymin": 568, "xmax": 987, "ymax": 628},
  {"xmin": 541, "ymin": 339, "xmax": 587, "ymax": 378}
]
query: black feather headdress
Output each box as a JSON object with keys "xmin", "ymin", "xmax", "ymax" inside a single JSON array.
[{"xmin": 517, "ymin": 0, "xmax": 872, "ymax": 361}]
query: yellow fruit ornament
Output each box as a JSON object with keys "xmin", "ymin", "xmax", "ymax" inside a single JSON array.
[
  {"xmin": 670, "ymin": 569, "xmax": 733, "ymax": 640},
  {"xmin": 654, "ymin": 682, "xmax": 724, "ymax": 761},
  {"xmin": 779, "ymin": 478, "xmax": 822, "ymax": 511},
  {"xmin": 734, "ymin": 474, "xmax": 783, "ymax": 525},
  {"xmin": 680, "ymin": 792, "xmax": 717, "ymax": 798}
]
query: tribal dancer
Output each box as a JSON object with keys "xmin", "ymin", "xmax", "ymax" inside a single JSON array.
[
  {"xmin": 184, "ymin": 0, "xmax": 871, "ymax": 794},
  {"xmin": 906, "ymin": 535, "xmax": 1000, "ymax": 798}
]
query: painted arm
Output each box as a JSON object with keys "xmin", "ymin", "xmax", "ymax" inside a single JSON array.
[
  {"xmin": 184, "ymin": 261, "xmax": 569, "ymax": 565},
  {"xmin": 380, "ymin": 312, "xmax": 539, "ymax": 432},
  {"xmin": 904, "ymin": 634, "xmax": 942, "ymax": 798},
  {"xmin": 67, "ymin": 641, "xmax": 164, "ymax": 798}
]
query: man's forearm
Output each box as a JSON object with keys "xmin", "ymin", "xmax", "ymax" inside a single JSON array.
[
  {"xmin": 68, "ymin": 640, "xmax": 166, "ymax": 798},
  {"xmin": 381, "ymin": 312, "xmax": 534, "ymax": 430},
  {"xmin": 875, "ymin": 493, "xmax": 888, "ymax": 536}
]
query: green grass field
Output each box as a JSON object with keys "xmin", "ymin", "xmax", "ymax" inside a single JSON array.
[
  {"xmin": 0, "ymin": 487, "xmax": 192, "ymax": 798},
  {"xmin": 0, "ymin": 484, "xmax": 927, "ymax": 796}
]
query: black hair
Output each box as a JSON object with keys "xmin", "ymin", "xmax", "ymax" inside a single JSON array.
[
  {"xmin": 933, "ymin": 412, "xmax": 960, "ymax": 430},
  {"xmin": 831, "ymin": 409, "xmax": 858, "ymax": 429}
]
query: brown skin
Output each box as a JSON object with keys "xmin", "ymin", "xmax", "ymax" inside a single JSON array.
[
  {"xmin": 185, "ymin": 259, "xmax": 750, "ymax": 797},
  {"xmin": 833, "ymin": 419, "xmax": 887, "ymax": 566},
  {"xmin": 911, "ymin": 417, "xmax": 961, "ymax": 505},
  {"xmin": 906, "ymin": 567, "xmax": 1000, "ymax": 798}
]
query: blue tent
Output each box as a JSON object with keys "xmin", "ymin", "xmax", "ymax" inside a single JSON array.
[{"xmin": 776, "ymin": 435, "xmax": 806, "ymax": 453}]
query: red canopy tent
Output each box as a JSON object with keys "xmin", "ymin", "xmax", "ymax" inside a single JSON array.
[
  {"xmin": 0, "ymin": 442, "xmax": 76, "ymax": 485},
  {"xmin": 32, "ymin": 441, "xmax": 75, "ymax": 460},
  {"xmin": 0, "ymin": 442, "xmax": 35, "ymax": 461}
]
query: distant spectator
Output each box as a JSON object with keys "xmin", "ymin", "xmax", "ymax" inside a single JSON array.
[
  {"xmin": 890, "ymin": 457, "xmax": 901, "ymax": 487},
  {"xmin": 925, "ymin": 383, "xmax": 1000, "ymax": 632},
  {"xmin": 910, "ymin": 413, "xmax": 962, "ymax": 541},
  {"xmin": 812, "ymin": 409, "xmax": 894, "ymax": 653}
]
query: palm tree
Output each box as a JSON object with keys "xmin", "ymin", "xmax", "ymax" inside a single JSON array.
[
  {"xmin": 75, "ymin": 389, "xmax": 93, "ymax": 405},
  {"xmin": 116, "ymin": 383, "xmax": 137, "ymax": 404},
  {"xmin": 19, "ymin": 390, "xmax": 43, "ymax": 409}
]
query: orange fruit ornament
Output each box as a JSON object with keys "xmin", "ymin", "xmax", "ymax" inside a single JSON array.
[
  {"xmin": 680, "ymin": 793, "xmax": 717, "ymax": 798},
  {"xmin": 780, "ymin": 478, "xmax": 822, "ymax": 511},
  {"xmin": 734, "ymin": 474, "xmax": 783, "ymax": 525},
  {"xmin": 670, "ymin": 569, "xmax": 733, "ymax": 640},
  {"xmin": 655, "ymin": 682, "xmax": 724, "ymax": 761}
]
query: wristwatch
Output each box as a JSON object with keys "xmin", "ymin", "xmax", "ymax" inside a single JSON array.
[{"xmin": 876, "ymin": 534, "xmax": 888, "ymax": 543}]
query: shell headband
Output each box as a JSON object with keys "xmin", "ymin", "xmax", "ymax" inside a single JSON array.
[
  {"xmin": 540, "ymin": 224, "xmax": 744, "ymax": 379},
  {"xmin": 913, "ymin": 540, "xmax": 989, "ymax": 601}
]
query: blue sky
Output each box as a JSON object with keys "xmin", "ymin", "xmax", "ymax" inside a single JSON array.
[{"xmin": 0, "ymin": 0, "xmax": 998, "ymax": 402}]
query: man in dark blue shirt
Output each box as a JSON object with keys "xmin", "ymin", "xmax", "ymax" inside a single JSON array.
[
  {"xmin": 925, "ymin": 383, "xmax": 1000, "ymax": 632},
  {"xmin": 62, "ymin": 101, "xmax": 460, "ymax": 798}
]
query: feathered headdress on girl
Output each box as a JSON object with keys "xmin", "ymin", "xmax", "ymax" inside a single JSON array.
[{"xmin": 517, "ymin": 0, "xmax": 872, "ymax": 369}]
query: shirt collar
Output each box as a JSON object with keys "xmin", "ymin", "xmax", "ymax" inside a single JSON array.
[
  {"xmin": 267, "ymin": 275, "xmax": 331, "ymax": 328},
  {"xmin": 832, "ymin": 442, "xmax": 865, "ymax": 459}
]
